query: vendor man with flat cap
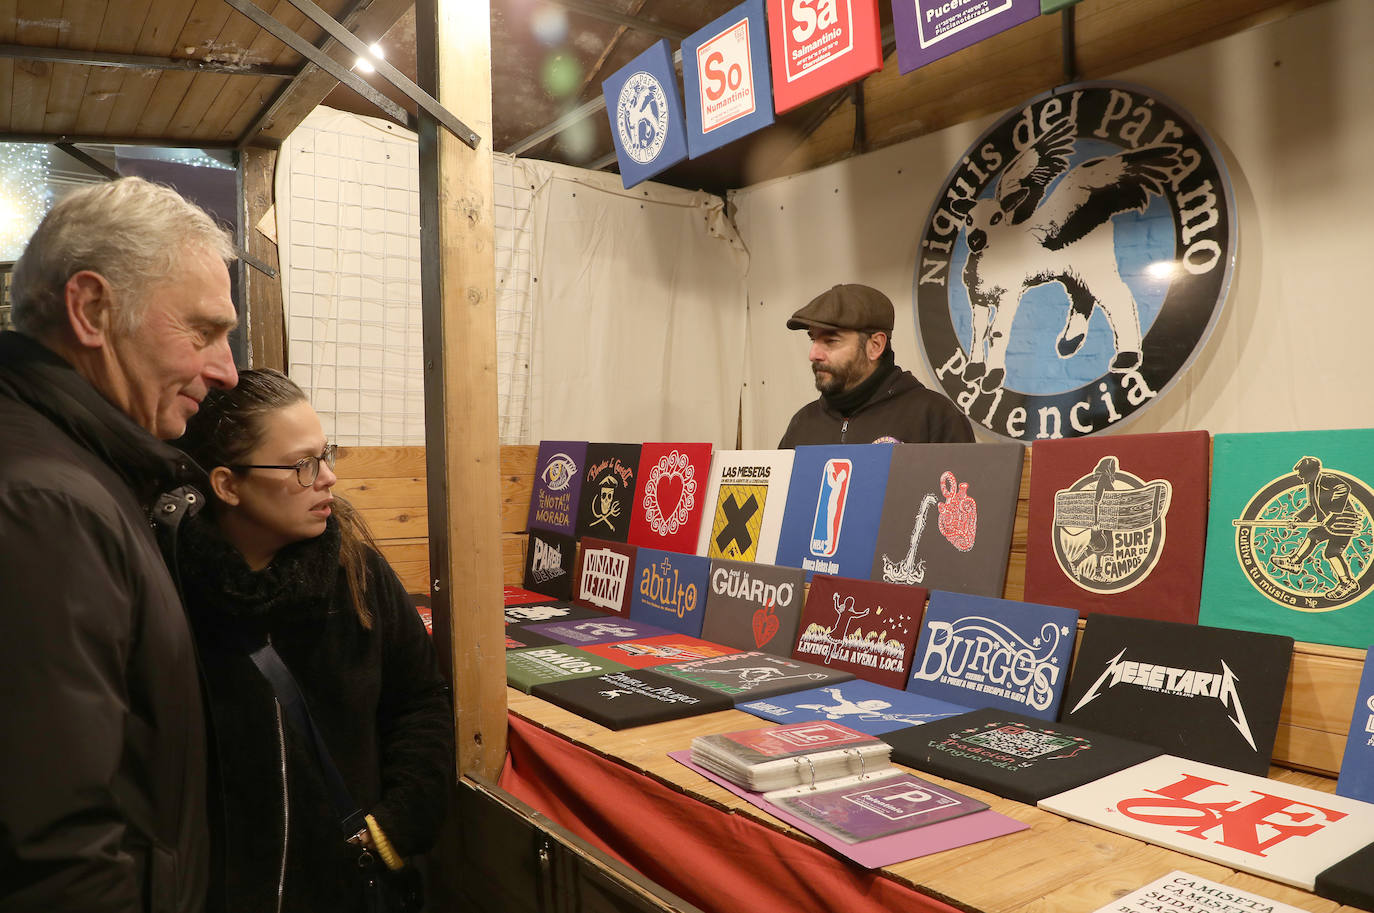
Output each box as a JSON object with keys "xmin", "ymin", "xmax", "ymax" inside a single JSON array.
[{"xmin": 778, "ymin": 284, "xmax": 974, "ymax": 447}]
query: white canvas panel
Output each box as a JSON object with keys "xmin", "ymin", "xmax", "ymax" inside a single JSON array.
[{"xmin": 693, "ymin": 449, "xmax": 796, "ymax": 563}]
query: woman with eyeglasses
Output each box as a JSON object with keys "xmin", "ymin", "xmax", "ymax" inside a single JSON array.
[{"xmin": 174, "ymin": 368, "xmax": 452, "ymax": 913}]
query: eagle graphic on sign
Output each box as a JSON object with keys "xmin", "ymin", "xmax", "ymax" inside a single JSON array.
[{"xmin": 951, "ymin": 119, "xmax": 1182, "ymax": 393}]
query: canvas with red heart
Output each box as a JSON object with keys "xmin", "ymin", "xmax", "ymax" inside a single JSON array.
[{"xmin": 628, "ymin": 442, "xmax": 714, "ymax": 552}]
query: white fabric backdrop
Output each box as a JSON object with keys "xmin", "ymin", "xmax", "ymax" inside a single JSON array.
[{"xmin": 732, "ymin": 0, "xmax": 1374, "ymax": 448}]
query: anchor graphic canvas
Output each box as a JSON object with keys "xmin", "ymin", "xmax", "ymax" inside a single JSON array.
[{"xmin": 871, "ymin": 443, "xmax": 1023, "ymax": 597}]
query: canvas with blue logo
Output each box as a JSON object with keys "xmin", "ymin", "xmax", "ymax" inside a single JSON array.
[{"xmin": 774, "ymin": 444, "xmax": 893, "ymax": 580}]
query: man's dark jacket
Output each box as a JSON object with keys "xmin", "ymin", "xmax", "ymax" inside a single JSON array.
[
  {"xmin": 0, "ymin": 331, "xmax": 209, "ymax": 913},
  {"xmin": 778, "ymin": 364, "xmax": 975, "ymax": 447}
]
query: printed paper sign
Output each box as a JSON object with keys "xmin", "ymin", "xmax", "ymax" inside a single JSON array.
[
  {"xmin": 683, "ymin": 0, "xmax": 775, "ymax": 158},
  {"xmin": 871, "ymin": 443, "xmax": 1023, "ymax": 597},
  {"xmin": 1200, "ymin": 429, "xmax": 1374, "ymax": 649},
  {"xmin": 527, "ymin": 441, "xmax": 586, "ymax": 535},
  {"xmin": 775, "ymin": 444, "xmax": 892, "ymax": 580},
  {"xmin": 793, "ymin": 575, "xmax": 926, "ymax": 690},
  {"xmin": 1089, "ymin": 870, "xmax": 1318, "ymax": 913},
  {"xmin": 740, "ymin": 679, "xmax": 970, "ymax": 735},
  {"xmin": 696, "ymin": 449, "xmax": 795, "ymax": 564},
  {"xmin": 907, "ymin": 591, "xmax": 1077, "ymax": 720},
  {"xmin": 766, "ymin": 0, "xmax": 883, "ymax": 114},
  {"xmin": 629, "ymin": 548, "xmax": 711, "ymax": 637},
  {"xmin": 628, "ymin": 442, "xmax": 713, "ymax": 552},
  {"xmin": 701, "ymin": 558, "xmax": 807, "ymax": 656},
  {"xmin": 602, "ymin": 40, "xmax": 690, "ymax": 188},
  {"xmin": 1039, "ymin": 755, "xmax": 1374, "ymax": 890},
  {"xmin": 574, "ymin": 537, "xmax": 638, "ymax": 616},
  {"xmin": 1060, "ymin": 614, "xmax": 1292, "ymax": 776},
  {"xmin": 891, "ymin": 0, "xmax": 1038, "ymax": 74},
  {"xmin": 1026, "ymin": 431, "xmax": 1210, "ymax": 623}
]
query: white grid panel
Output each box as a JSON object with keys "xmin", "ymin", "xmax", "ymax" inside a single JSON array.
[{"xmin": 276, "ymin": 109, "xmax": 534, "ymax": 446}]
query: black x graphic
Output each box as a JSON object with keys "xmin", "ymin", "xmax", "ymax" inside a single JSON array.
[{"xmin": 715, "ymin": 492, "xmax": 760, "ymax": 555}]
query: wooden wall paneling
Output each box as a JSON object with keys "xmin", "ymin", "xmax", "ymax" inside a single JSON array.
[
  {"xmin": 500, "ymin": 444, "xmax": 538, "ymax": 533},
  {"xmin": 356, "ymin": 505, "xmax": 429, "ymax": 541},
  {"xmin": 240, "ymin": 144, "xmax": 284, "ymax": 369},
  {"xmin": 335, "ymin": 475, "xmax": 428, "ymax": 510},
  {"xmin": 336, "ymin": 444, "xmax": 428, "ymax": 477}
]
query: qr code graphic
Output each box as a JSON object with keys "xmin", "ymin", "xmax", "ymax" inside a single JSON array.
[{"xmin": 962, "ymin": 724, "xmax": 1076, "ymax": 759}]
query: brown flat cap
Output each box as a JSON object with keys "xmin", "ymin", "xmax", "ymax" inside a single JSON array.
[{"xmin": 787, "ymin": 284, "xmax": 895, "ymax": 333}]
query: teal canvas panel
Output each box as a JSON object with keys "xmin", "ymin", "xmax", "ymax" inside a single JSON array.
[{"xmin": 1200, "ymin": 429, "xmax": 1374, "ymax": 648}]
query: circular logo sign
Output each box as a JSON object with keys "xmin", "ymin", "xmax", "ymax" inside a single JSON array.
[
  {"xmin": 914, "ymin": 82, "xmax": 1236, "ymax": 442},
  {"xmin": 1051, "ymin": 457, "xmax": 1172, "ymax": 594},
  {"xmin": 1234, "ymin": 458, "xmax": 1374, "ymax": 612},
  {"xmin": 616, "ymin": 72, "xmax": 670, "ymax": 165}
]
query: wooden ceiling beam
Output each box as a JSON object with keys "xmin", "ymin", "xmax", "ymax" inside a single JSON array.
[
  {"xmin": 0, "ymin": 43, "xmax": 297, "ymax": 77},
  {"xmin": 235, "ymin": 0, "xmax": 414, "ymax": 149}
]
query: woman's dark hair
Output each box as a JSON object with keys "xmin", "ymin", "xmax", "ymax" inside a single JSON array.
[{"xmin": 178, "ymin": 368, "xmax": 381, "ymax": 629}]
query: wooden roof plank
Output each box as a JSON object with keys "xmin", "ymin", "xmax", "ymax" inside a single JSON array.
[
  {"xmin": 0, "ymin": 0, "xmax": 17, "ymax": 43},
  {"xmin": 69, "ymin": 0, "xmax": 153, "ymax": 136},
  {"xmin": 196, "ymin": 72, "xmax": 273, "ymax": 142},
  {"xmin": 11, "ymin": 1, "xmax": 63, "ymax": 134},
  {"xmin": 41, "ymin": 61, "xmax": 93, "ymax": 134},
  {"xmin": 100, "ymin": 0, "xmax": 193, "ymax": 137},
  {"xmin": 0, "ymin": 60, "xmax": 13, "ymax": 129},
  {"xmin": 177, "ymin": 0, "xmax": 286, "ymax": 140}
]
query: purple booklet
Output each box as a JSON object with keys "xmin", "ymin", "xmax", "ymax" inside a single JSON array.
[
  {"xmin": 669, "ymin": 750, "xmax": 1027, "ymax": 868},
  {"xmin": 767, "ymin": 772, "xmax": 986, "ymax": 843}
]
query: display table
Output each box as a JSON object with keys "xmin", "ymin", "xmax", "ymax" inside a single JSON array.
[{"xmin": 501, "ymin": 688, "xmax": 1360, "ymax": 913}]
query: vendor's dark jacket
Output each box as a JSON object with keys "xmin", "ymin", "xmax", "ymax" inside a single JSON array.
[
  {"xmin": 177, "ymin": 513, "xmax": 453, "ymax": 913},
  {"xmin": 778, "ymin": 362, "xmax": 975, "ymax": 447},
  {"xmin": 0, "ymin": 331, "xmax": 209, "ymax": 913}
]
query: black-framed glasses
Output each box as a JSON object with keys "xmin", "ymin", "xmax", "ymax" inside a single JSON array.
[{"xmin": 229, "ymin": 443, "xmax": 337, "ymax": 487}]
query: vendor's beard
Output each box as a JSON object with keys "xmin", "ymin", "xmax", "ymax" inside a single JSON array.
[{"xmin": 813, "ymin": 354, "xmax": 872, "ymax": 394}]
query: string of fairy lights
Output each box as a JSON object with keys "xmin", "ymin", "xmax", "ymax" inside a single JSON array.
[{"xmin": 0, "ymin": 144, "xmax": 53, "ymax": 264}]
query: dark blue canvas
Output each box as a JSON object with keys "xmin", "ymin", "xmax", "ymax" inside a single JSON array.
[
  {"xmin": 737, "ymin": 679, "xmax": 970, "ymax": 735},
  {"xmin": 907, "ymin": 590, "xmax": 1078, "ymax": 721},
  {"xmin": 682, "ymin": 0, "xmax": 774, "ymax": 159},
  {"xmin": 602, "ymin": 40, "xmax": 689, "ymax": 188},
  {"xmin": 1336, "ymin": 649, "xmax": 1374, "ymax": 803},
  {"xmin": 629, "ymin": 548, "xmax": 711, "ymax": 637},
  {"xmin": 775, "ymin": 444, "xmax": 893, "ymax": 581}
]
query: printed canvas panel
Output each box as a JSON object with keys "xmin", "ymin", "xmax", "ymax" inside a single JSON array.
[
  {"xmin": 738, "ymin": 679, "xmax": 970, "ymax": 735},
  {"xmin": 1098, "ymin": 871, "xmax": 1326, "ymax": 913},
  {"xmin": 891, "ymin": 0, "xmax": 1038, "ymax": 74},
  {"xmin": 602, "ymin": 40, "xmax": 690, "ymax": 188},
  {"xmin": 628, "ymin": 548, "xmax": 710, "ymax": 637},
  {"xmin": 575, "ymin": 443, "xmax": 642, "ymax": 543},
  {"xmin": 628, "ymin": 442, "xmax": 714, "ymax": 552},
  {"xmin": 504, "ymin": 601, "xmax": 604, "ymax": 627},
  {"xmin": 532, "ymin": 669, "xmax": 733, "ymax": 730},
  {"xmin": 655, "ymin": 651, "xmax": 855, "ymax": 703},
  {"xmin": 521, "ymin": 616, "xmax": 672, "ymax": 647},
  {"xmin": 1025, "ymin": 431, "xmax": 1210, "ymax": 623},
  {"xmin": 695, "ymin": 449, "xmax": 796, "ymax": 564},
  {"xmin": 682, "ymin": 0, "xmax": 775, "ymax": 159},
  {"xmin": 526, "ymin": 441, "xmax": 586, "ymax": 535},
  {"xmin": 505, "ymin": 646, "xmax": 631, "ymax": 693},
  {"xmin": 793, "ymin": 575, "xmax": 926, "ymax": 690},
  {"xmin": 523, "ymin": 528, "xmax": 576, "ymax": 601},
  {"xmin": 1039, "ymin": 755, "xmax": 1374, "ymax": 890},
  {"xmin": 1335, "ymin": 649, "xmax": 1374, "ymax": 803},
  {"xmin": 775, "ymin": 444, "xmax": 893, "ymax": 580},
  {"xmin": 906, "ymin": 591, "xmax": 1078, "ymax": 720},
  {"xmin": 1060, "ymin": 614, "xmax": 1292, "ymax": 776},
  {"xmin": 579, "ymin": 634, "xmax": 739, "ymax": 670},
  {"xmin": 573, "ymin": 538, "xmax": 638, "ymax": 617},
  {"xmin": 1200, "ymin": 429, "xmax": 1374, "ymax": 649},
  {"xmin": 505, "ymin": 628, "xmax": 562, "ymax": 650},
  {"xmin": 504, "ymin": 585, "xmax": 556, "ymax": 607},
  {"xmin": 1316, "ymin": 841, "xmax": 1374, "ymax": 910},
  {"xmin": 884, "ymin": 708, "xmax": 1161, "ymax": 804},
  {"xmin": 872, "ymin": 443, "xmax": 1022, "ymax": 597},
  {"xmin": 701, "ymin": 558, "xmax": 807, "ymax": 656},
  {"xmin": 766, "ymin": 0, "xmax": 883, "ymax": 114}
]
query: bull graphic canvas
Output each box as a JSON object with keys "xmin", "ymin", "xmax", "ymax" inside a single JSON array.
[
  {"xmin": 882, "ymin": 707, "xmax": 1160, "ymax": 805},
  {"xmin": 575, "ymin": 443, "xmax": 641, "ymax": 543},
  {"xmin": 1024, "ymin": 431, "xmax": 1210, "ymax": 623},
  {"xmin": 694, "ymin": 449, "xmax": 795, "ymax": 564},
  {"xmin": 523, "ymin": 528, "xmax": 576, "ymax": 601},
  {"xmin": 701, "ymin": 558, "xmax": 807, "ymax": 657},
  {"xmin": 1199, "ymin": 429, "xmax": 1374, "ymax": 650},
  {"xmin": 1060, "ymin": 614, "xmax": 1292, "ymax": 776},
  {"xmin": 906, "ymin": 591, "xmax": 1077, "ymax": 720},
  {"xmin": 628, "ymin": 442, "xmax": 713, "ymax": 552},
  {"xmin": 1038, "ymin": 755, "xmax": 1374, "ymax": 891},
  {"xmin": 793, "ymin": 575, "xmax": 926, "ymax": 690},
  {"xmin": 775, "ymin": 444, "xmax": 892, "ymax": 581},
  {"xmin": 738, "ymin": 679, "xmax": 970, "ymax": 736},
  {"xmin": 628, "ymin": 548, "xmax": 710, "ymax": 637},
  {"xmin": 573, "ymin": 537, "xmax": 638, "ymax": 617},
  {"xmin": 871, "ymin": 443, "xmax": 1022, "ymax": 597},
  {"xmin": 527, "ymin": 441, "xmax": 586, "ymax": 535}
]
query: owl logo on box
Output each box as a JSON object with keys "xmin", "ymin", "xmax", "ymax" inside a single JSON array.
[{"xmin": 1233, "ymin": 456, "xmax": 1374, "ymax": 611}]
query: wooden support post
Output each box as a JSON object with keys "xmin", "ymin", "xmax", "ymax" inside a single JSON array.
[
  {"xmin": 417, "ymin": 0, "xmax": 507, "ymax": 779},
  {"xmin": 240, "ymin": 145, "xmax": 285, "ymax": 370}
]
